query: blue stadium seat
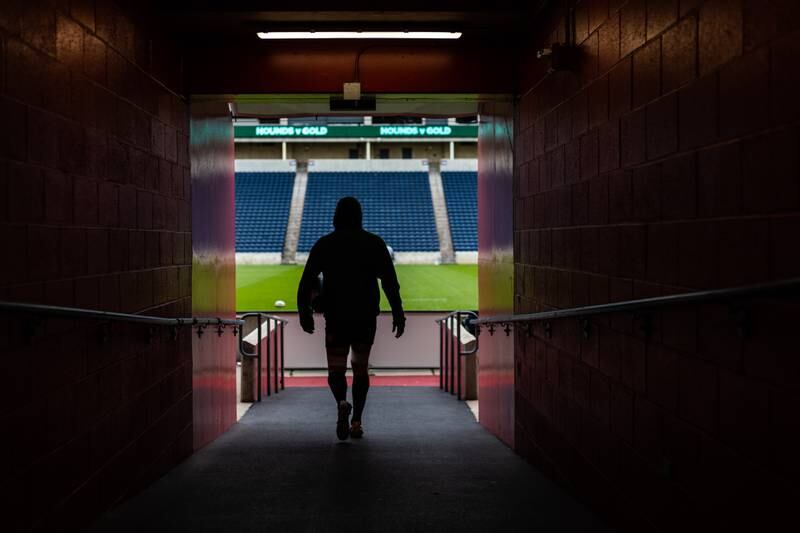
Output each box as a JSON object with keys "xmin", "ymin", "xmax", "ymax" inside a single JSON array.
[
  {"xmin": 235, "ymin": 172, "xmax": 295, "ymax": 252},
  {"xmin": 298, "ymin": 171, "xmax": 439, "ymax": 252},
  {"xmin": 441, "ymin": 171, "xmax": 478, "ymax": 251}
]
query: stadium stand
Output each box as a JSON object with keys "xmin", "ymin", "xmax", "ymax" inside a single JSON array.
[
  {"xmin": 298, "ymin": 171, "xmax": 439, "ymax": 252},
  {"xmin": 441, "ymin": 171, "xmax": 478, "ymax": 251},
  {"xmin": 235, "ymin": 172, "xmax": 296, "ymax": 252}
]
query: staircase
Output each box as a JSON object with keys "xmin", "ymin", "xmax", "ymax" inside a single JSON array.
[
  {"xmin": 427, "ymin": 161, "xmax": 455, "ymax": 264},
  {"xmin": 282, "ymin": 161, "xmax": 308, "ymax": 264}
]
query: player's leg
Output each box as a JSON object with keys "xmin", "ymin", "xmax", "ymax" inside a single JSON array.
[
  {"xmin": 326, "ymin": 323, "xmax": 352, "ymax": 440},
  {"xmin": 349, "ymin": 342, "xmax": 372, "ymax": 438},
  {"xmin": 349, "ymin": 317, "xmax": 377, "ymax": 436},
  {"xmin": 326, "ymin": 344, "xmax": 349, "ymax": 403}
]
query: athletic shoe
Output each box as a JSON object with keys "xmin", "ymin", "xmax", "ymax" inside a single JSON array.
[
  {"xmin": 350, "ymin": 421, "xmax": 364, "ymax": 439},
  {"xmin": 336, "ymin": 401, "xmax": 352, "ymax": 440}
]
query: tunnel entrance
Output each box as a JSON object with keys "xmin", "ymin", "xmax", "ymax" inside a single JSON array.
[{"xmin": 203, "ymin": 94, "xmax": 498, "ymax": 421}]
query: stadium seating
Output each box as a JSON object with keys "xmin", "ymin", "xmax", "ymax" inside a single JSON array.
[
  {"xmin": 235, "ymin": 172, "xmax": 295, "ymax": 252},
  {"xmin": 441, "ymin": 171, "xmax": 478, "ymax": 251},
  {"xmin": 298, "ymin": 171, "xmax": 439, "ymax": 252}
]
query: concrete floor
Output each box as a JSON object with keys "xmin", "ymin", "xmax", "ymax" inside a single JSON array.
[{"xmin": 87, "ymin": 388, "xmax": 613, "ymax": 533}]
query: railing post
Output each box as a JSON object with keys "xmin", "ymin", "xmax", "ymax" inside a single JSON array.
[
  {"xmin": 442, "ymin": 319, "xmax": 447, "ymax": 391},
  {"xmin": 256, "ymin": 314, "xmax": 263, "ymax": 402},
  {"xmin": 449, "ymin": 315, "xmax": 455, "ymax": 395},
  {"xmin": 446, "ymin": 317, "xmax": 450, "ymax": 392},
  {"xmin": 280, "ymin": 321, "xmax": 285, "ymax": 390},
  {"xmin": 273, "ymin": 318, "xmax": 279, "ymax": 394},
  {"xmin": 441, "ymin": 318, "xmax": 447, "ymax": 391},
  {"xmin": 265, "ymin": 317, "xmax": 272, "ymax": 396},
  {"xmin": 436, "ymin": 311, "xmax": 481, "ymax": 400},
  {"xmin": 438, "ymin": 321, "xmax": 443, "ymax": 390},
  {"xmin": 456, "ymin": 312, "xmax": 462, "ymax": 401}
]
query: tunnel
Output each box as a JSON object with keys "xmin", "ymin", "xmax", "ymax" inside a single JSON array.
[{"xmin": 0, "ymin": 1, "xmax": 798, "ymax": 531}]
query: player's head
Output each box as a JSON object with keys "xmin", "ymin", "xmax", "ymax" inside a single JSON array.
[{"xmin": 333, "ymin": 196, "xmax": 362, "ymax": 230}]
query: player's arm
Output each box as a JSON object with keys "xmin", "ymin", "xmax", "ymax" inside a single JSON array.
[
  {"xmin": 297, "ymin": 242, "xmax": 322, "ymax": 333},
  {"xmin": 377, "ymin": 241, "xmax": 405, "ymax": 338}
]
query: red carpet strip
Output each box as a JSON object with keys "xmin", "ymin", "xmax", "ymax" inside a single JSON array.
[{"xmin": 285, "ymin": 375, "xmax": 439, "ymax": 387}]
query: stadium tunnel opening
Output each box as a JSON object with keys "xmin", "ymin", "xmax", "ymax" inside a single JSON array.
[
  {"xmin": 185, "ymin": 14, "xmax": 521, "ymax": 446},
  {"xmin": 228, "ymin": 96, "xmax": 488, "ymax": 397}
]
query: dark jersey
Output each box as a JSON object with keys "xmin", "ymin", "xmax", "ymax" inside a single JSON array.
[{"xmin": 297, "ymin": 229, "xmax": 403, "ymax": 321}]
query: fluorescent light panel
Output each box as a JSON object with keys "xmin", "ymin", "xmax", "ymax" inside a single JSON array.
[{"xmin": 257, "ymin": 31, "xmax": 462, "ymax": 40}]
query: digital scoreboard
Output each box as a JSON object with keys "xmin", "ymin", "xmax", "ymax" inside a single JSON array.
[{"xmin": 235, "ymin": 124, "xmax": 478, "ymax": 139}]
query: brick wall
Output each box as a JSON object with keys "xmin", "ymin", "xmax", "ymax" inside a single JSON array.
[
  {"xmin": 0, "ymin": 2, "xmax": 192, "ymax": 530},
  {"xmin": 514, "ymin": 0, "xmax": 800, "ymax": 529}
]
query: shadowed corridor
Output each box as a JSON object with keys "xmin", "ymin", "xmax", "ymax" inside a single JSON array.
[
  {"xmin": 4, "ymin": 2, "xmax": 799, "ymax": 530},
  {"xmin": 88, "ymin": 388, "xmax": 612, "ymax": 532}
]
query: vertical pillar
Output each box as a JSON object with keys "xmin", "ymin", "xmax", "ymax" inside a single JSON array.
[
  {"xmin": 190, "ymin": 99, "xmax": 237, "ymax": 449},
  {"xmin": 477, "ymin": 99, "xmax": 515, "ymax": 447},
  {"xmin": 366, "ymin": 141, "xmax": 371, "ymax": 160},
  {"xmin": 281, "ymin": 142, "xmax": 287, "ymax": 160},
  {"xmin": 449, "ymin": 141, "xmax": 455, "ymax": 160}
]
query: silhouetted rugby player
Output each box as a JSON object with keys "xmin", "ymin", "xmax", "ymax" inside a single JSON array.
[{"xmin": 297, "ymin": 196, "xmax": 405, "ymax": 440}]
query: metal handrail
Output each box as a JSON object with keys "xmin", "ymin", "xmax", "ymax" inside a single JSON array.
[
  {"xmin": 0, "ymin": 300, "xmax": 244, "ymax": 331},
  {"xmin": 436, "ymin": 310, "xmax": 479, "ymax": 355},
  {"xmin": 238, "ymin": 313, "xmax": 265, "ymax": 358},
  {"xmin": 472, "ymin": 277, "xmax": 800, "ymax": 330},
  {"xmin": 237, "ymin": 311, "xmax": 288, "ymax": 401},
  {"xmin": 236, "ymin": 311, "xmax": 289, "ymax": 324},
  {"xmin": 434, "ymin": 310, "xmax": 474, "ymax": 324},
  {"xmin": 436, "ymin": 310, "xmax": 479, "ymax": 400}
]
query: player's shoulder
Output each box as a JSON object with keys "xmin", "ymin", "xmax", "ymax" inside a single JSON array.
[
  {"xmin": 310, "ymin": 232, "xmax": 335, "ymax": 252},
  {"xmin": 361, "ymin": 229, "xmax": 386, "ymax": 246},
  {"xmin": 317, "ymin": 232, "xmax": 330, "ymax": 242}
]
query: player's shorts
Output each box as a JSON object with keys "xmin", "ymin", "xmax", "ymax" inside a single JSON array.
[{"xmin": 324, "ymin": 316, "xmax": 378, "ymax": 349}]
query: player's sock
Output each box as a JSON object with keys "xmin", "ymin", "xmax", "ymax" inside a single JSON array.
[
  {"xmin": 327, "ymin": 370, "xmax": 347, "ymax": 403},
  {"xmin": 352, "ymin": 374, "xmax": 369, "ymax": 422}
]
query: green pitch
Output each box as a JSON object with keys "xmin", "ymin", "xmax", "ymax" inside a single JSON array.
[{"xmin": 236, "ymin": 264, "xmax": 477, "ymax": 312}]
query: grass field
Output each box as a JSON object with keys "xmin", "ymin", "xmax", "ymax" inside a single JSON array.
[{"xmin": 237, "ymin": 264, "xmax": 477, "ymax": 312}]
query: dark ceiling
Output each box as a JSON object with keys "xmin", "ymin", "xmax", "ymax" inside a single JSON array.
[
  {"xmin": 156, "ymin": 1, "xmax": 555, "ymax": 95},
  {"xmin": 156, "ymin": 1, "xmax": 551, "ymax": 40}
]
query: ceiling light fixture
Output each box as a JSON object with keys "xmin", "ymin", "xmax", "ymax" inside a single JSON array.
[{"xmin": 257, "ymin": 31, "xmax": 462, "ymax": 40}]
